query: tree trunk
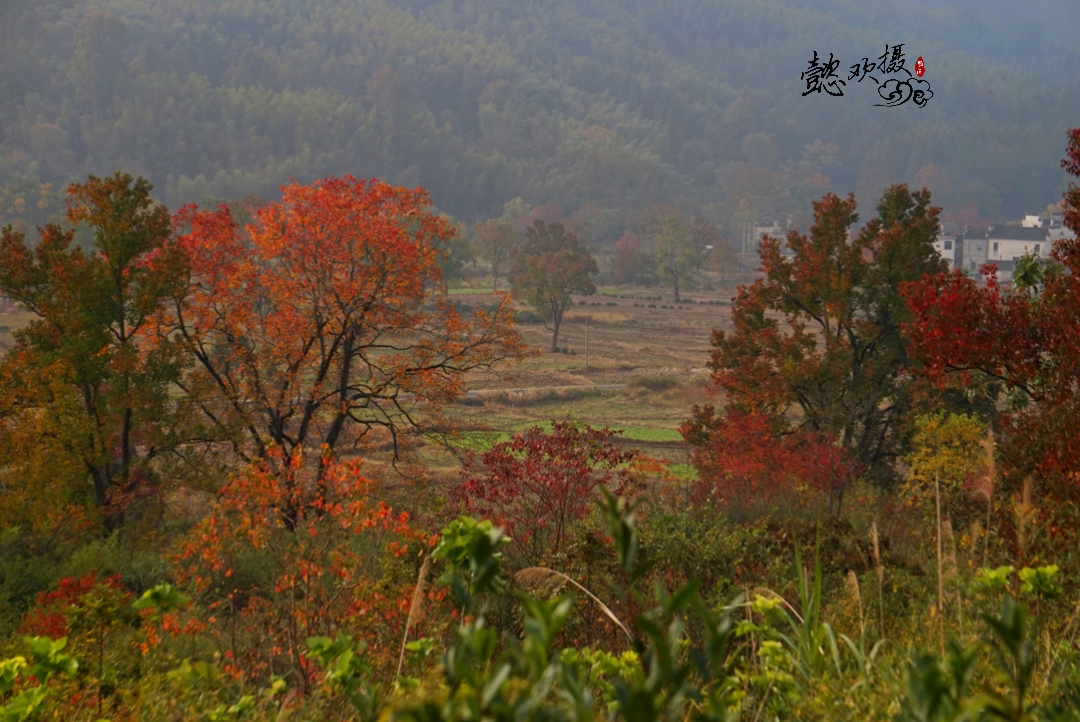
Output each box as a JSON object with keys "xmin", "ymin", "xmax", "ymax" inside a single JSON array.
[
  {"xmin": 551, "ymin": 312, "xmax": 562, "ymax": 352},
  {"xmin": 672, "ymin": 273, "xmax": 681, "ymax": 303}
]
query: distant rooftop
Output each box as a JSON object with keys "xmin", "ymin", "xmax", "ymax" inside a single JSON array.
[{"xmin": 988, "ymin": 225, "xmax": 1047, "ymax": 241}]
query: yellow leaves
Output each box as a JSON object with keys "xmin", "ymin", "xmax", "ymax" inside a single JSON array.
[{"xmin": 903, "ymin": 411, "xmax": 988, "ymax": 509}]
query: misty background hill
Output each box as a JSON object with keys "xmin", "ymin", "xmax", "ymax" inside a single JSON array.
[{"xmin": 2, "ymin": 0, "xmax": 1079, "ymax": 242}]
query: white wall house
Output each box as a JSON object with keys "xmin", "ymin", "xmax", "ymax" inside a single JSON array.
[
  {"xmin": 955, "ymin": 217, "xmax": 1074, "ymax": 281},
  {"xmin": 963, "ymin": 229, "xmax": 988, "ymax": 273},
  {"xmin": 1049, "ymin": 226, "xmax": 1076, "ymax": 243},
  {"xmin": 932, "ymin": 234, "xmax": 961, "ymax": 270},
  {"xmin": 987, "ymin": 226, "xmax": 1051, "ymax": 262},
  {"xmin": 980, "ymin": 225, "xmax": 1051, "ymax": 282}
]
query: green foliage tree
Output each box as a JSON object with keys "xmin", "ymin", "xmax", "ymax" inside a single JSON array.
[
  {"xmin": 509, "ymin": 220, "xmax": 597, "ymax": 352},
  {"xmin": 653, "ymin": 215, "xmax": 701, "ymax": 303},
  {"xmin": 436, "ymin": 213, "xmax": 473, "ymax": 283},
  {"xmin": 0, "ymin": 172, "xmax": 188, "ymax": 528},
  {"xmin": 472, "ymin": 218, "xmax": 518, "ymax": 292},
  {"xmin": 500, "ymin": 197, "xmax": 531, "ymax": 226},
  {"xmin": 69, "ymin": 11, "xmax": 130, "ymax": 113}
]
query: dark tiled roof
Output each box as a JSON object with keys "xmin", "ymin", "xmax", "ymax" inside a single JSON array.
[{"xmin": 988, "ymin": 226, "xmax": 1047, "ymax": 241}]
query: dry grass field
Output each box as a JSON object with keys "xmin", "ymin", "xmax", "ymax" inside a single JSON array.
[{"xmin": 427, "ymin": 285, "xmax": 739, "ymax": 474}]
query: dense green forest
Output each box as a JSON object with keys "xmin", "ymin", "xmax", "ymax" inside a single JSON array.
[{"xmin": 2, "ymin": 0, "xmax": 1079, "ymax": 242}]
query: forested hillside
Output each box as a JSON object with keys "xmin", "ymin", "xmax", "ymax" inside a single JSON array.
[{"xmin": 2, "ymin": 0, "xmax": 1079, "ymax": 237}]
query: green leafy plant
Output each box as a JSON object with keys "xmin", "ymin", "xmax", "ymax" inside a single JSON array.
[
  {"xmin": 0, "ymin": 637, "xmax": 78, "ymax": 722},
  {"xmin": 306, "ymin": 634, "xmax": 380, "ymax": 722}
]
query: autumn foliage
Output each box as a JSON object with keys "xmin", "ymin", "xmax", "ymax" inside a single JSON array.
[
  {"xmin": 7, "ymin": 131, "xmax": 1080, "ymax": 719},
  {"xmin": 175, "ymin": 456, "xmax": 429, "ymax": 688},
  {"xmin": 0, "ymin": 173, "xmax": 187, "ymax": 527},
  {"xmin": 168, "ymin": 176, "xmax": 526, "ymax": 519},
  {"xmin": 689, "ymin": 185, "xmax": 946, "ymax": 506},
  {"xmin": 685, "ymin": 410, "xmax": 853, "ymax": 515},
  {"xmin": 455, "ymin": 422, "xmax": 637, "ymax": 564},
  {"xmin": 19, "ymin": 572, "xmax": 130, "ymax": 641},
  {"xmin": 902, "ymin": 129, "xmax": 1080, "ymax": 490}
]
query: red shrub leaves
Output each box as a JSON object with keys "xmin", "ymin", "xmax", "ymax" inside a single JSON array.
[
  {"xmin": 20, "ymin": 572, "xmax": 129, "ymax": 639},
  {"xmin": 455, "ymin": 422, "xmax": 637, "ymax": 564},
  {"xmin": 686, "ymin": 410, "xmax": 853, "ymax": 515}
]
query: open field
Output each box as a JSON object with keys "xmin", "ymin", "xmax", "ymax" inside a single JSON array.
[{"xmin": 424, "ymin": 284, "xmax": 739, "ymax": 474}]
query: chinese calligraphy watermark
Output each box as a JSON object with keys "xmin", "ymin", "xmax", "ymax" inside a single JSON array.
[{"xmin": 801, "ymin": 44, "xmax": 933, "ymax": 107}]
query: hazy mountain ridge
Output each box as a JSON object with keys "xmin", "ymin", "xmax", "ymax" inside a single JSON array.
[{"xmin": 1, "ymin": 0, "xmax": 1077, "ymax": 238}]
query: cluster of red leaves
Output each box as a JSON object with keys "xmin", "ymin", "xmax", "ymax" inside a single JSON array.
[
  {"xmin": 455, "ymin": 422, "xmax": 638, "ymax": 564},
  {"xmin": 902, "ymin": 128, "xmax": 1080, "ymax": 488},
  {"xmin": 685, "ymin": 411, "xmax": 854, "ymax": 514},
  {"xmin": 174, "ymin": 455, "xmax": 430, "ymax": 688},
  {"xmin": 19, "ymin": 571, "xmax": 129, "ymax": 639}
]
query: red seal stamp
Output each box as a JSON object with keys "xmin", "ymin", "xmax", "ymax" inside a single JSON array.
[{"xmin": 915, "ymin": 56, "xmax": 925, "ymax": 77}]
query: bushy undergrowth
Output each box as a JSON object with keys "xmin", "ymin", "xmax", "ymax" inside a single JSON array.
[{"xmin": 4, "ymin": 450, "xmax": 1080, "ymax": 721}]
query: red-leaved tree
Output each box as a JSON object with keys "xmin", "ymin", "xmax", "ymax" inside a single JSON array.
[
  {"xmin": 687, "ymin": 185, "xmax": 947, "ymax": 508},
  {"xmin": 686, "ymin": 411, "xmax": 853, "ymax": 516},
  {"xmin": 454, "ymin": 422, "xmax": 637, "ymax": 564},
  {"xmin": 902, "ymin": 128, "xmax": 1080, "ymax": 491}
]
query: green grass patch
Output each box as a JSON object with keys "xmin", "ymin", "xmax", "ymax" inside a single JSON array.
[
  {"xmin": 455, "ymin": 431, "xmax": 510, "ymax": 451},
  {"xmin": 668, "ymin": 463, "xmax": 699, "ymax": 480},
  {"xmin": 447, "ymin": 286, "xmax": 500, "ymax": 296},
  {"xmin": 618, "ymin": 426, "xmax": 684, "ymax": 443}
]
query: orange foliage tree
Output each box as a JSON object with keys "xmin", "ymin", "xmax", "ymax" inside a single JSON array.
[
  {"xmin": 175, "ymin": 458, "xmax": 429, "ymax": 690},
  {"xmin": 165, "ymin": 176, "xmax": 526, "ymax": 520}
]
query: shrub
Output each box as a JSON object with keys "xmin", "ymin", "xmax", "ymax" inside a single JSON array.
[
  {"xmin": 453, "ymin": 422, "xmax": 638, "ymax": 565},
  {"xmin": 686, "ymin": 411, "xmax": 854, "ymax": 517},
  {"xmin": 174, "ymin": 458, "xmax": 428, "ymax": 688},
  {"xmin": 628, "ymin": 376, "xmax": 678, "ymax": 392}
]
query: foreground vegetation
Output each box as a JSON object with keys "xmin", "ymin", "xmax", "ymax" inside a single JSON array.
[{"xmin": 2, "ymin": 132, "xmax": 1080, "ymax": 720}]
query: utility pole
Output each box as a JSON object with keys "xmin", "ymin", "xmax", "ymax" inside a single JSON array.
[{"xmin": 584, "ymin": 316, "xmax": 590, "ymax": 372}]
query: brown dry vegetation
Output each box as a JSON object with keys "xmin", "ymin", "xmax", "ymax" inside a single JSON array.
[
  {"xmin": 427, "ymin": 286, "xmax": 738, "ymax": 472},
  {"xmin": 0, "ymin": 299, "xmax": 31, "ymax": 355}
]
